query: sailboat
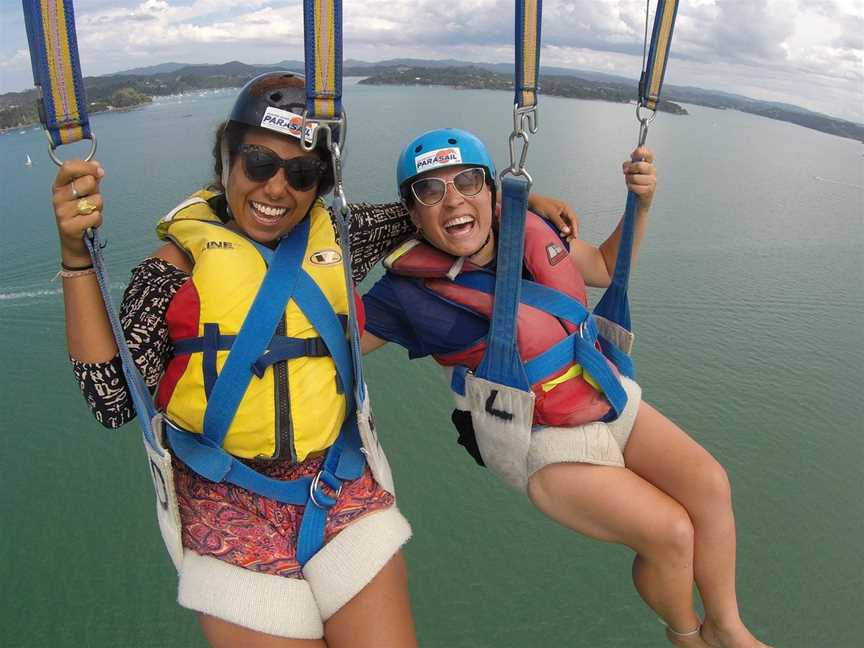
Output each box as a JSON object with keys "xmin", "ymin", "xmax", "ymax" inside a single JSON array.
[{"xmin": 25, "ymin": 154, "xmax": 33, "ymax": 167}]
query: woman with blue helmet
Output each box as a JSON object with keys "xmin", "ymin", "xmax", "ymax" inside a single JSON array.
[{"xmin": 362, "ymin": 128, "xmax": 771, "ymax": 648}]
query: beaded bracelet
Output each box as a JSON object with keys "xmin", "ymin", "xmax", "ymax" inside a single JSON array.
[{"xmin": 53, "ymin": 267, "xmax": 97, "ymax": 281}]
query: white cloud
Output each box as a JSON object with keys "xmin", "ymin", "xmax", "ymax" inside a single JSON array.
[
  {"xmin": 2, "ymin": 0, "xmax": 861, "ymax": 121},
  {"xmin": 0, "ymin": 49, "xmax": 30, "ymax": 71}
]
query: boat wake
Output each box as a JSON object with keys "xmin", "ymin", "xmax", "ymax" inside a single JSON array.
[
  {"xmin": 0, "ymin": 282, "xmax": 126, "ymax": 302},
  {"xmin": 0, "ymin": 287, "xmax": 63, "ymax": 301},
  {"xmin": 813, "ymin": 175, "xmax": 864, "ymax": 190}
]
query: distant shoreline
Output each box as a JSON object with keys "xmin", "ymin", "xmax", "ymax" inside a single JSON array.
[
  {"xmin": 2, "ymin": 60, "xmax": 861, "ymax": 142},
  {"xmin": 0, "ymin": 103, "xmax": 151, "ymax": 135}
]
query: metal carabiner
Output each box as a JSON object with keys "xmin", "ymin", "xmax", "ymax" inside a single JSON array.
[
  {"xmin": 300, "ymin": 110, "xmax": 347, "ymax": 153},
  {"xmin": 635, "ymin": 103, "xmax": 656, "ymax": 148},
  {"xmin": 507, "ymin": 130, "xmax": 532, "ymax": 177},
  {"xmin": 501, "ymin": 103, "xmax": 537, "ymax": 184}
]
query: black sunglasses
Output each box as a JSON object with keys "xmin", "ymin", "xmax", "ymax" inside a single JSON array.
[{"xmin": 238, "ymin": 144, "xmax": 328, "ymax": 191}]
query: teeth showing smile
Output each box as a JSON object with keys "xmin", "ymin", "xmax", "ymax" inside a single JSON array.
[
  {"xmin": 251, "ymin": 201, "xmax": 288, "ymax": 219},
  {"xmin": 444, "ymin": 215, "xmax": 475, "ymax": 231}
]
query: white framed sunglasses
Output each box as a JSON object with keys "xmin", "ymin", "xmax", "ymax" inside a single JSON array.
[{"xmin": 410, "ymin": 167, "xmax": 487, "ymax": 207}]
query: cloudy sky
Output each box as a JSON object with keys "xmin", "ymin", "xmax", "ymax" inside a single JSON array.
[{"xmin": 1, "ymin": 0, "xmax": 861, "ymax": 122}]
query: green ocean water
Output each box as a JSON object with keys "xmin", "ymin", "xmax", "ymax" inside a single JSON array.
[{"xmin": 1, "ymin": 81, "xmax": 862, "ymax": 647}]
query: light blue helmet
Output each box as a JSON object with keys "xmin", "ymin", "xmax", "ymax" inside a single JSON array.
[{"xmin": 396, "ymin": 128, "xmax": 496, "ymax": 203}]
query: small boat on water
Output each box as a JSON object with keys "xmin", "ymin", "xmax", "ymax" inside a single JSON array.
[{"xmin": 25, "ymin": 154, "xmax": 33, "ymax": 166}]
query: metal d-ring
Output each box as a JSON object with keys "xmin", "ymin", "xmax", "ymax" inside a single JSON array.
[
  {"xmin": 47, "ymin": 132, "xmax": 97, "ymax": 166},
  {"xmin": 309, "ymin": 470, "xmax": 342, "ymax": 509}
]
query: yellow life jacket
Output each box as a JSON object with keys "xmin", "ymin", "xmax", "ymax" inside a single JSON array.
[{"xmin": 155, "ymin": 190, "xmax": 349, "ymax": 462}]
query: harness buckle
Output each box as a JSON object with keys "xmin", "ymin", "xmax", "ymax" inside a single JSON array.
[
  {"xmin": 309, "ymin": 470, "xmax": 342, "ymax": 509},
  {"xmin": 305, "ymin": 338, "xmax": 326, "ymax": 356}
]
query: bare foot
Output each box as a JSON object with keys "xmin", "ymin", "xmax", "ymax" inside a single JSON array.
[
  {"xmin": 700, "ymin": 619, "xmax": 773, "ymax": 648},
  {"xmin": 666, "ymin": 626, "xmax": 715, "ymax": 648}
]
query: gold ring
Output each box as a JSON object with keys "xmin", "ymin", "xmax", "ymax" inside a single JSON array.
[
  {"xmin": 70, "ymin": 180, "xmax": 79, "ymax": 199},
  {"xmin": 76, "ymin": 198, "xmax": 97, "ymax": 215}
]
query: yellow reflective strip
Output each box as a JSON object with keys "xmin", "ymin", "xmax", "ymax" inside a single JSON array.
[
  {"xmin": 646, "ymin": 0, "xmax": 677, "ymax": 109},
  {"xmin": 583, "ymin": 370, "xmax": 601, "ymax": 393},
  {"xmin": 541, "ymin": 365, "xmax": 582, "ymax": 393},
  {"xmin": 520, "ymin": 0, "xmax": 538, "ymax": 107},
  {"xmin": 540, "ymin": 364, "xmax": 603, "ymax": 394}
]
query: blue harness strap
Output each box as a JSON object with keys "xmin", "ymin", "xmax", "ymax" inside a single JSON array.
[
  {"xmin": 201, "ymin": 218, "xmax": 309, "ymax": 447},
  {"xmin": 293, "ymin": 271, "xmax": 354, "ymax": 397},
  {"xmin": 173, "ymin": 333, "xmax": 331, "ymax": 379},
  {"xmin": 454, "ymin": 272, "xmax": 628, "ymax": 417},
  {"xmin": 165, "ymin": 215, "xmax": 364, "ymax": 564},
  {"xmin": 593, "ymin": 191, "xmax": 637, "ymax": 332},
  {"xmin": 473, "ymin": 176, "xmax": 532, "ymax": 392},
  {"xmin": 85, "ymin": 230, "xmax": 160, "ymax": 453}
]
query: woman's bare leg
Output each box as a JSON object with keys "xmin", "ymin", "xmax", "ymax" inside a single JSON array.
[
  {"xmin": 198, "ymin": 552, "xmax": 415, "ymax": 648},
  {"xmin": 624, "ymin": 402, "xmax": 771, "ymax": 648},
  {"xmin": 324, "ymin": 551, "xmax": 417, "ymax": 648},
  {"xmin": 527, "ymin": 462, "xmax": 711, "ymax": 646},
  {"xmin": 199, "ymin": 614, "xmax": 326, "ymax": 648}
]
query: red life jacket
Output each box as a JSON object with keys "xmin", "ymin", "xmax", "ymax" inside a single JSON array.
[{"xmin": 384, "ymin": 211, "xmax": 615, "ymax": 427}]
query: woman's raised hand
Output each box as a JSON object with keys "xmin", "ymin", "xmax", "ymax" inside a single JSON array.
[
  {"xmin": 51, "ymin": 159, "xmax": 105, "ymax": 267},
  {"xmin": 527, "ymin": 192, "xmax": 581, "ymax": 242},
  {"xmin": 623, "ymin": 146, "xmax": 657, "ymax": 211}
]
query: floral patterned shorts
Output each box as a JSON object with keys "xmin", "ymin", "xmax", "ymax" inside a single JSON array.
[{"xmin": 174, "ymin": 453, "xmax": 395, "ymax": 578}]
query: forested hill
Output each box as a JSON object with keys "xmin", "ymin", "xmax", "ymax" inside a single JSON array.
[
  {"xmin": 2, "ymin": 60, "xmax": 861, "ymax": 143},
  {"xmin": 360, "ymin": 66, "xmax": 863, "ymax": 142},
  {"xmin": 0, "ymin": 61, "xmax": 284, "ymax": 132}
]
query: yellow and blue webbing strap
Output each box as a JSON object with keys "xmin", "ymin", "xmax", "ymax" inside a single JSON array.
[
  {"xmin": 21, "ymin": 0, "xmax": 95, "ymax": 161},
  {"xmin": 302, "ymin": 0, "xmax": 342, "ymax": 119},
  {"xmin": 515, "ymin": 0, "xmax": 542, "ymax": 110},
  {"xmin": 302, "ymin": 0, "xmax": 365, "ymax": 407},
  {"xmin": 473, "ymin": 1, "xmax": 543, "ymax": 392},
  {"xmin": 593, "ymin": 0, "xmax": 679, "ymax": 379},
  {"xmin": 639, "ymin": 0, "xmax": 679, "ymax": 111},
  {"xmin": 297, "ymin": 2, "xmax": 364, "ymax": 563}
]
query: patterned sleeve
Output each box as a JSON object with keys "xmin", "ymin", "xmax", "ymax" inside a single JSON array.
[
  {"xmin": 71, "ymin": 257, "xmax": 189, "ymax": 429},
  {"xmin": 344, "ymin": 202, "xmax": 415, "ymax": 283}
]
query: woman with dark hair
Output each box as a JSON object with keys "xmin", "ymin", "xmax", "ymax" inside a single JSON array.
[{"xmin": 50, "ymin": 72, "xmax": 417, "ymax": 648}]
